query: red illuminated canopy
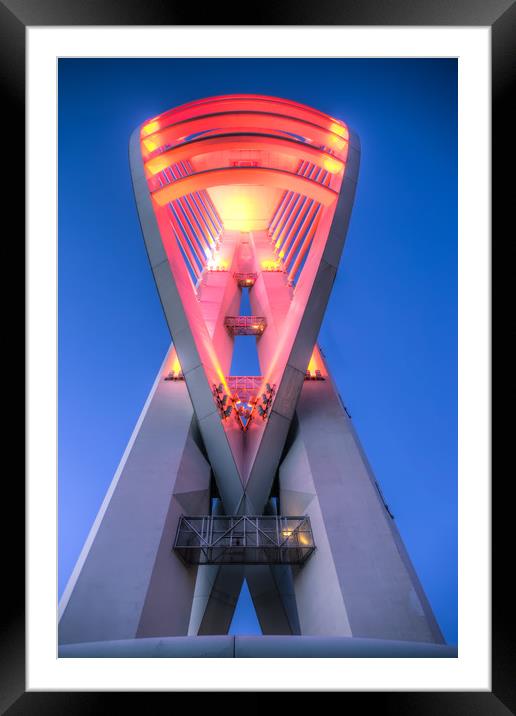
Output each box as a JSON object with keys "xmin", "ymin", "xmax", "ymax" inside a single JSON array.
[{"xmin": 130, "ymin": 93, "xmax": 360, "ymax": 511}]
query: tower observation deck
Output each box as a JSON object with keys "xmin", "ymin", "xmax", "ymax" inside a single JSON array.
[{"xmin": 58, "ymin": 94, "xmax": 449, "ymax": 656}]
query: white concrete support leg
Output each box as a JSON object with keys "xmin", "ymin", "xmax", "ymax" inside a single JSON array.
[
  {"xmin": 279, "ymin": 373, "xmax": 444, "ymax": 643},
  {"xmin": 189, "ymin": 565, "xmax": 245, "ymax": 635},
  {"xmin": 188, "ymin": 498, "xmax": 245, "ymax": 635},
  {"xmin": 245, "ymin": 565, "xmax": 300, "ymax": 635},
  {"xmin": 188, "ymin": 498, "xmax": 301, "ymax": 636},
  {"xmin": 59, "ymin": 357, "xmax": 210, "ymax": 644}
]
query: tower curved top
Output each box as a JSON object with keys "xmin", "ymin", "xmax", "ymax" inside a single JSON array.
[
  {"xmin": 129, "ymin": 92, "xmax": 360, "ymax": 513},
  {"xmin": 140, "ymin": 93, "xmax": 350, "ymax": 136}
]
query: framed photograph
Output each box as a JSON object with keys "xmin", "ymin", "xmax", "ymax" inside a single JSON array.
[{"xmin": 9, "ymin": 0, "xmax": 509, "ymax": 710}]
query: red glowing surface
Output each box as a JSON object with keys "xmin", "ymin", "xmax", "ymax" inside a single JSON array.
[
  {"xmin": 141, "ymin": 93, "xmax": 349, "ymax": 142},
  {"xmin": 144, "ymin": 135, "xmax": 346, "ymax": 177},
  {"xmin": 151, "ymin": 166, "xmax": 338, "ymax": 208},
  {"xmin": 139, "ymin": 94, "xmax": 350, "ymax": 437}
]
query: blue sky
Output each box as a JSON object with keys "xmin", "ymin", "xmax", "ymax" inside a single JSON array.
[{"xmin": 58, "ymin": 58, "xmax": 457, "ymax": 642}]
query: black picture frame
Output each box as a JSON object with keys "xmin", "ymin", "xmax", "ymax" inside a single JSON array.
[{"xmin": 6, "ymin": 0, "xmax": 511, "ymax": 711}]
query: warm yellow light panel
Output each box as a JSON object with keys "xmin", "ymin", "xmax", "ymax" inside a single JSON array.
[{"xmin": 207, "ymin": 185, "xmax": 283, "ymax": 231}]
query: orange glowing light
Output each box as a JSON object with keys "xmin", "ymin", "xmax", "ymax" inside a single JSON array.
[
  {"xmin": 262, "ymin": 259, "xmax": 282, "ymax": 271},
  {"xmin": 207, "ymin": 257, "xmax": 228, "ymax": 271},
  {"xmin": 323, "ymin": 156, "xmax": 344, "ymax": 174},
  {"xmin": 143, "ymin": 137, "xmax": 160, "ymax": 154},
  {"xmin": 165, "ymin": 349, "xmax": 182, "ymax": 377},
  {"xmin": 307, "ymin": 345, "xmax": 325, "ymax": 377},
  {"xmin": 207, "ymin": 184, "xmax": 284, "ymax": 232},
  {"xmin": 211, "ymin": 192, "xmax": 256, "ymax": 232},
  {"xmin": 307, "ymin": 354, "xmax": 317, "ymax": 373},
  {"xmin": 141, "ymin": 120, "xmax": 160, "ymax": 137},
  {"xmin": 330, "ymin": 121, "xmax": 349, "ymax": 140},
  {"xmin": 144, "ymin": 154, "xmax": 172, "ymax": 175},
  {"xmin": 327, "ymin": 134, "xmax": 347, "ymax": 151}
]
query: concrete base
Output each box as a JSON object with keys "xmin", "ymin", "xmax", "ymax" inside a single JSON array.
[{"xmin": 59, "ymin": 635, "xmax": 457, "ymax": 658}]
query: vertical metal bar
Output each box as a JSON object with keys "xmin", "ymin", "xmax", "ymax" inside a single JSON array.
[
  {"xmin": 272, "ymin": 161, "xmax": 309, "ymax": 245},
  {"xmin": 275, "ymin": 515, "xmax": 281, "ymax": 563},
  {"xmin": 269, "ymin": 161, "xmax": 305, "ymax": 236},
  {"xmin": 189, "ymin": 191, "xmax": 217, "ymax": 244},
  {"xmin": 276, "ymin": 195, "xmax": 306, "ymax": 258},
  {"xmin": 270, "ymin": 159, "xmax": 305, "ymax": 237},
  {"xmin": 177, "ymin": 197, "xmax": 209, "ymax": 257},
  {"xmin": 268, "ymin": 189, "xmax": 289, "ymax": 236},
  {"xmin": 273, "ymin": 162, "xmax": 315, "ymax": 250},
  {"xmin": 199, "ymin": 183, "xmax": 223, "ymax": 231},
  {"xmin": 283, "ymin": 200, "xmax": 319, "ymax": 270},
  {"xmin": 271, "ymin": 191, "xmax": 297, "ymax": 246},
  {"xmin": 193, "ymin": 189, "xmax": 219, "ymax": 238},
  {"xmin": 171, "ymin": 203, "xmax": 205, "ymax": 266},
  {"xmin": 280, "ymin": 196, "xmax": 312, "ymax": 259},
  {"xmin": 169, "ymin": 215, "xmax": 201, "ymax": 279},
  {"xmin": 288, "ymin": 205, "xmax": 322, "ymax": 284},
  {"xmin": 201, "ymin": 516, "xmax": 205, "ymax": 563},
  {"xmin": 183, "ymin": 195, "xmax": 211, "ymax": 251}
]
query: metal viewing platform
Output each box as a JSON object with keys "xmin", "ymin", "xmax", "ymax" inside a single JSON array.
[
  {"xmin": 224, "ymin": 316, "xmax": 267, "ymax": 335},
  {"xmin": 226, "ymin": 376, "xmax": 263, "ymax": 402},
  {"xmin": 174, "ymin": 515, "xmax": 315, "ymax": 565},
  {"xmin": 234, "ymin": 272, "xmax": 257, "ymax": 287}
]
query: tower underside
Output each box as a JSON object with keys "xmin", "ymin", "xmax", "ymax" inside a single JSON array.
[{"xmin": 59, "ymin": 94, "xmax": 447, "ymax": 654}]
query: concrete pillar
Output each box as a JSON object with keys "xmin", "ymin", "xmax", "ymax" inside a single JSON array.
[
  {"xmin": 246, "ymin": 565, "xmax": 300, "ymax": 635},
  {"xmin": 188, "ymin": 499, "xmax": 301, "ymax": 636},
  {"xmin": 59, "ymin": 350, "xmax": 211, "ymax": 644},
  {"xmin": 189, "ymin": 565, "xmax": 245, "ymax": 635},
  {"xmin": 279, "ymin": 360, "xmax": 444, "ymax": 643}
]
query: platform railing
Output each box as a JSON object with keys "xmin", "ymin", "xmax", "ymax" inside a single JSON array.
[
  {"xmin": 224, "ymin": 315, "xmax": 267, "ymax": 335},
  {"xmin": 173, "ymin": 515, "xmax": 315, "ymax": 565},
  {"xmin": 233, "ymin": 272, "xmax": 257, "ymax": 287}
]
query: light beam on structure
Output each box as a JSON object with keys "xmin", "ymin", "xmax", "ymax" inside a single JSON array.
[{"xmin": 58, "ymin": 94, "xmax": 450, "ymax": 657}]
